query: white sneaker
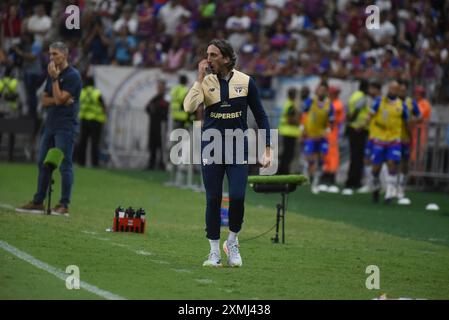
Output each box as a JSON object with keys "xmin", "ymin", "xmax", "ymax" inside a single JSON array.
[
  {"xmin": 425, "ymin": 203, "xmax": 439, "ymax": 211},
  {"xmin": 341, "ymin": 188, "xmax": 354, "ymax": 195},
  {"xmin": 318, "ymin": 184, "xmax": 328, "ymax": 192},
  {"xmin": 385, "ymin": 184, "xmax": 397, "ymax": 201},
  {"xmin": 398, "ymin": 197, "xmax": 411, "ymax": 205},
  {"xmin": 202, "ymin": 251, "xmax": 223, "ymax": 267},
  {"xmin": 311, "ymin": 185, "xmax": 320, "ymax": 194},
  {"xmin": 356, "ymin": 185, "xmax": 371, "ymax": 194},
  {"xmin": 223, "ymin": 240, "xmax": 242, "ymax": 267},
  {"xmin": 327, "ymin": 185, "xmax": 340, "ymax": 193}
]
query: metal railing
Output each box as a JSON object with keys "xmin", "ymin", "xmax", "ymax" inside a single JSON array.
[{"xmin": 409, "ymin": 121, "xmax": 449, "ymax": 187}]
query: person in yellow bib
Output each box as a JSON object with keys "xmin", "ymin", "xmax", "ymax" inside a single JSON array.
[
  {"xmin": 168, "ymin": 74, "xmax": 195, "ymax": 183},
  {"xmin": 397, "ymin": 81, "xmax": 421, "ymax": 202},
  {"xmin": 343, "ymin": 79, "xmax": 370, "ymax": 194},
  {"xmin": 0, "ymin": 70, "xmax": 19, "ymax": 113},
  {"xmin": 358, "ymin": 81, "xmax": 382, "ymax": 194},
  {"xmin": 0, "ymin": 68, "xmax": 20, "ymax": 161},
  {"xmin": 302, "ymin": 82, "xmax": 334, "ymax": 194},
  {"xmin": 77, "ymin": 76, "xmax": 107, "ymax": 167},
  {"xmin": 278, "ymin": 87, "xmax": 300, "ymax": 174},
  {"xmin": 170, "ymin": 74, "xmax": 190, "ymax": 129},
  {"xmin": 365, "ymin": 81, "xmax": 409, "ymax": 203}
]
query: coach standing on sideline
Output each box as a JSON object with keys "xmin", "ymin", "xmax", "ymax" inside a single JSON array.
[
  {"xmin": 183, "ymin": 39, "xmax": 272, "ymax": 268},
  {"xmin": 16, "ymin": 41, "xmax": 82, "ymax": 216}
]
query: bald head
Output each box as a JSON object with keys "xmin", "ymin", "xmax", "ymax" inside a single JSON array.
[{"xmin": 387, "ymin": 81, "xmax": 400, "ymax": 98}]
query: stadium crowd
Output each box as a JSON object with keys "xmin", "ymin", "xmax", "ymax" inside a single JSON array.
[
  {"xmin": 0, "ymin": 0, "xmax": 444, "ymax": 189},
  {"xmin": 1, "ymin": 0, "xmax": 449, "ymax": 105}
]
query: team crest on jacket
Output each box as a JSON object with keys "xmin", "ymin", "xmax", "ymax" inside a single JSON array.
[{"xmin": 234, "ymin": 85, "xmax": 243, "ymax": 94}]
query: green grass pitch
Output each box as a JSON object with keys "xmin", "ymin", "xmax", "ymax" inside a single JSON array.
[{"xmin": 1, "ymin": 163, "xmax": 449, "ymax": 299}]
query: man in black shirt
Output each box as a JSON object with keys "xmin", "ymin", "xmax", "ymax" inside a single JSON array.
[{"xmin": 146, "ymin": 80, "xmax": 169, "ymax": 170}]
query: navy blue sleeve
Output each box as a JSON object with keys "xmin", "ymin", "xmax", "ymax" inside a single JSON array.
[
  {"xmin": 412, "ymin": 99, "xmax": 421, "ymax": 118},
  {"xmin": 248, "ymin": 77, "xmax": 271, "ymax": 146},
  {"xmin": 302, "ymin": 98, "xmax": 312, "ymax": 112},
  {"xmin": 61, "ymin": 70, "xmax": 82, "ymax": 100},
  {"xmin": 402, "ymin": 102, "xmax": 409, "ymax": 120},
  {"xmin": 370, "ymin": 97, "xmax": 381, "ymax": 114}
]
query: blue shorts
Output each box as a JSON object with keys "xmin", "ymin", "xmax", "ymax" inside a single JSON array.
[
  {"xmin": 371, "ymin": 141, "xmax": 402, "ymax": 165},
  {"xmin": 364, "ymin": 139, "xmax": 373, "ymax": 160},
  {"xmin": 401, "ymin": 143, "xmax": 410, "ymax": 160},
  {"xmin": 304, "ymin": 138, "xmax": 328, "ymax": 156}
]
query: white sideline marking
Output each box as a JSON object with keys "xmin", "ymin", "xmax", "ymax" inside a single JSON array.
[
  {"xmin": 0, "ymin": 240, "xmax": 126, "ymax": 300},
  {"xmin": 135, "ymin": 250, "xmax": 152, "ymax": 256},
  {"xmin": 82, "ymin": 232, "xmax": 151, "ymax": 256},
  {"xmin": 94, "ymin": 237, "xmax": 111, "ymax": 241},
  {"xmin": 171, "ymin": 268, "xmax": 192, "ymax": 274},
  {"xmin": 79, "ymin": 232, "xmax": 200, "ymax": 280},
  {"xmin": 149, "ymin": 259, "xmax": 170, "ymax": 265},
  {"xmin": 428, "ymin": 238, "xmax": 448, "ymax": 243},
  {"xmin": 111, "ymin": 242, "xmax": 129, "ymax": 248},
  {"xmin": 82, "ymin": 230, "xmax": 99, "ymax": 235},
  {"xmin": 195, "ymin": 278, "xmax": 214, "ymax": 284},
  {"xmin": 218, "ymin": 288, "xmax": 234, "ymax": 294},
  {"xmin": 0, "ymin": 203, "xmax": 15, "ymax": 210}
]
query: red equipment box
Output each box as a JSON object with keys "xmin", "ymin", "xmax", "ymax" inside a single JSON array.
[
  {"xmin": 113, "ymin": 217, "xmax": 145, "ymax": 233},
  {"xmin": 113, "ymin": 207, "xmax": 146, "ymax": 233}
]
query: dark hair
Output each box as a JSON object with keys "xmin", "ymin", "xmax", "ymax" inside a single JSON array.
[
  {"xmin": 397, "ymin": 79, "xmax": 408, "ymax": 88},
  {"xmin": 318, "ymin": 81, "xmax": 329, "ymax": 89},
  {"xmin": 208, "ymin": 39, "xmax": 237, "ymax": 70},
  {"xmin": 84, "ymin": 76, "xmax": 94, "ymax": 86},
  {"xmin": 370, "ymin": 81, "xmax": 382, "ymax": 90},
  {"xmin": 287, "ymin": 87, "xmax": 296, "ymax": 99},
  {"xmin": 179, "ymin": 74, "xmax": 188, "ymax": 85},
  {"xmin": 359, "ymin": 79, "xmax": 369, "ymax": 92}
]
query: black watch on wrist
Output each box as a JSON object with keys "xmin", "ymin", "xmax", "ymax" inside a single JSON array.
[{"xmin": 52, "ymin": 77, "xmax": 58, "ymax": 82}]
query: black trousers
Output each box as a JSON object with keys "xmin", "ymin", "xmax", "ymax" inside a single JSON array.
[
  {"xmin": 148, "ymin": 120, "xmax": 163, "ymax": 169},
  {"xmin": 345, "ymin": 127, "xmax": 368, "ymax": 188},
  {"xmin": 202, "ymin": 163, "xmax": 248, "ymax": 240},
  {"xmin": 78, "ymin": 120, "xmax": 103, "ymax": 167},
  {"xmin": 278, "ymin": 136, "xmax": 297, "ymax": 175}
]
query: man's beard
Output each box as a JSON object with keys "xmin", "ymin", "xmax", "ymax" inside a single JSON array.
[{"xmin": 206, "ymin": 64, "xmax": 213, "ymax": 74}]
